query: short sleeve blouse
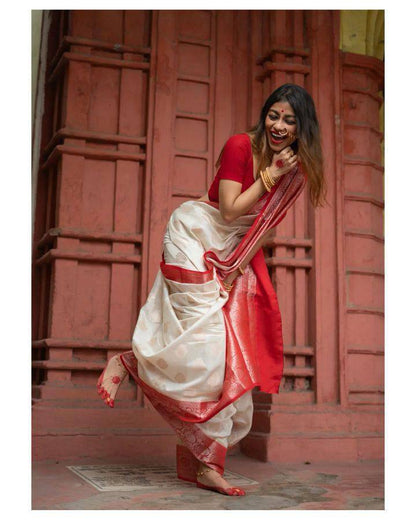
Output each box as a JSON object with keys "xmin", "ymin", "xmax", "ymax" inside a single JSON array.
[{"xmin": 208, "ymin": 134, "xmax": 255, "ymax": 202}]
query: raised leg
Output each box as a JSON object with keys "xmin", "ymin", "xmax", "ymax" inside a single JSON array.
[{"xmin": 97, "ymin": 354, "xmax": 128, "ymax": 408}]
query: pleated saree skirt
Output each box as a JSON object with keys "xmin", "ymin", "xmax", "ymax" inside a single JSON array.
[{"xmin": 120, "ymin": 166, "xmax": 307, "ymax": 474}]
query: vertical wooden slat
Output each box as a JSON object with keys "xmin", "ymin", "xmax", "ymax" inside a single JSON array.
[
  {"xmin": 332, "ymin": 12, "xmax": 348, "ymax": 406},
  {"xmin": 140, "ymin": 10, "xmax": 157, "ymax": 303},
  {"xmin": 145, "ymin": 11, "xmax": 177, "ymax": 288},
  {"xmin": 249, "ymin": 11, "xmax": 263, "ymax": 127},
  {"xmin": 293, "ymin": 11, "xmax": 307, "ymax": 390},
  {"xmin": 269, "ymin": 10, "xmax": 290, "ymax": 377},
  {"xmin": 233, "ymin": 11, "xmax": 250, "ymax": 132},
  {"xmin": 207, "ymin": 12, "xmax": 216, "ymax": 188},
  {"xmin": 307, "ymin": 11, "xmax": 341, "ymax": 404},
  {"xmin": 214, "ymin": 11, "xmax": 234, "ymax": 159}
]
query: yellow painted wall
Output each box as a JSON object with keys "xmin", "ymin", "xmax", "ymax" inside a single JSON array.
[
  {"xmin": 340, "ymin": 10, "xmax": 384, "ymax": 60},
  {"xmin": 32, "ymin": 10, "xmax": 43, "ymax": 122},
  {"xmin": 340, "ymin": 10, "xmax": 384, "ymax": 161}
]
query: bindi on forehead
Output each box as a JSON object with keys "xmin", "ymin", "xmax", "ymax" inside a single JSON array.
[
  {"xmin": 270, "ymin": 102, "xmax": 295, "ymax": 117},
  {"xmin": 269, "ymin": 108, "xmax": 295, "ymax": 117}
]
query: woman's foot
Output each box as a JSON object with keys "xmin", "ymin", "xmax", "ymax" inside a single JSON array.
[
  {"xmin": 196, "ymin": 463, "xmax": 245, "ymax": 496},
  {"xmin": 97, "ymin": 354, "xmax": 128, "ymax": 408}
]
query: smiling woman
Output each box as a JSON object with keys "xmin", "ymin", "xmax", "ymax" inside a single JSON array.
[
  {"xmin": 265, "ymin": 101, "xmax": 297, "ymax": 151},
  {"xmin": 249, "ymin": 83, "xmax": 326, "ymax": 208},
  {"xmin": 97, "ymin": 83, "xmax": 325, "ymax": 497}
]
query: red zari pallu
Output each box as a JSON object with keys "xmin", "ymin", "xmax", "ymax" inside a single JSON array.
[{"xmin": 120, "ymin": 166, "xmax": 306, "ymax": 475}]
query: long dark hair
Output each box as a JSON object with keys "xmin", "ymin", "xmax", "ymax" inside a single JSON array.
[{"xmin": 249, "ymin": 83, "xmax": 326, "ymax": 207}]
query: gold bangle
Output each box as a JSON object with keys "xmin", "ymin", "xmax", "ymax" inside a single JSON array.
[
  {"xmin": 263, "ymin": 167, "xmax": 276, "ymax": 190},
  {"xmin": 260, "ymin": 167, "xmax": 275, "ymax": 192},
  {"xmin": 261, "ymin": 170, "xmax": 272, "ymax": 191},
  {"xmin": 238, "ymin": 265, "xmax": 245, "ymax": 275},
  {"xmin": 222, "ymin": 280, "xmax": 234, "ymax": 292}
]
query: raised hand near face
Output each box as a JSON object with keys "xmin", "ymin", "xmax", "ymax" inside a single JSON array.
[{"xmin": 267, "ymin": 147, "xmax": 298, "ymax": 183}]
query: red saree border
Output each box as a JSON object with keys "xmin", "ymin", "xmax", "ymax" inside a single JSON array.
[
  {"xmin": 173, "ymin": 421, "xmax": 227, "ymax": 475},
  {"xmin": 160, "ymin": 257, "xmax": 214, "ymax": 284},
  {"xmin": 120, "ymin": 351, "xmax": 257, "ymax": 424}
]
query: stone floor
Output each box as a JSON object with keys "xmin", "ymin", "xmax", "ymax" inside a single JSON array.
[{"xmin": 31, "ymin": 452, "xmax": 384, "ymax": 510}]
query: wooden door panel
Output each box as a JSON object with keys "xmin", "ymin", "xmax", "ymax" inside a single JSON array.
[{"xmin": 146, "ymin": 10, "xmax": 216, "ymax": 287}]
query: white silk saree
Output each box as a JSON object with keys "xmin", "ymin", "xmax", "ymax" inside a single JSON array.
[{"xmin": 120, "ymin": 165, "xmax": 306, "ymax": 475}]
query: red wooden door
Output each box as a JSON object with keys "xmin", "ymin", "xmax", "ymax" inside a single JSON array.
[{"xmin": 144, "ymin": 11, "xmax": 219, "ymax": 292}]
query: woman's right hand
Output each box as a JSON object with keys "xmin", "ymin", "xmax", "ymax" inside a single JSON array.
[{"xmin": 268, "ymin": 147, "xmax": 298, "ymax": 183}]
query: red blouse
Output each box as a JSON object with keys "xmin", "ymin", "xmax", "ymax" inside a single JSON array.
[
  {"xmin": 208, "ymin": 133, "xmax": 255, "ymax": 202},
  {"xmin": 207, "ymin": 133, "xmax": 286, "ymax": 395}
]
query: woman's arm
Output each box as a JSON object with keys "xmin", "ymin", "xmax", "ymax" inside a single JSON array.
[
  {"xmin": 219, "ymin": 147, "xmax": 297, "ymax": 223},
  {"xmin": 219, "ymin": 177, "xmax": 267, "ymax": 223}
]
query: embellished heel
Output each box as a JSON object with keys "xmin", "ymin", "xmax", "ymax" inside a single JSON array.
[{"xmin": 176, "ymin": 444, "xmax": 199, "ymax": 483}]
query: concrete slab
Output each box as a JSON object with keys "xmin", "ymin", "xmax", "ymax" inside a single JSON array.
[{"xmin": 32, "ymin": 452, "xmax": 384, "ymax": 510}]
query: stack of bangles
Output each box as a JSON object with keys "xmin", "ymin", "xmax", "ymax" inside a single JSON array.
[{"xmin": 259, "ymin": 167, "xmax": 276, "ymax": 192}]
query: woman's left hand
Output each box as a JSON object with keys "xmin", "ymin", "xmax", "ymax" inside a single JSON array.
[{"xmin": 268, "ymin": 148, "xmax": 298, "ymax": 183}]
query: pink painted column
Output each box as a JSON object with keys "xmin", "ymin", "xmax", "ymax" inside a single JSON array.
[{"xmin": 341, "ymin": 52, "xmax": 384, "ymax": 417}]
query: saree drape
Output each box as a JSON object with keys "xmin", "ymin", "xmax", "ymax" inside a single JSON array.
[{"xmin": 120, "ymin": 165, "xmax": 306, "ymax": 474}]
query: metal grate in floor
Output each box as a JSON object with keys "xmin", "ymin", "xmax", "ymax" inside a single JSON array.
[{"xmin": 67, "ymin": 464, "xmax": 258, "ymax": 492}]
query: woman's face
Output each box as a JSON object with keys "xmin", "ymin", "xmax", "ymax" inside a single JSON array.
[{"xmin": 264, "ymin": 101, "xmax": 297, "ymax": 153}]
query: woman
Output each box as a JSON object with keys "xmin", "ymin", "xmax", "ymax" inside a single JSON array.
[{"xmin": 97, "ymin": 83, "xmax": 325, "ymax": 496}]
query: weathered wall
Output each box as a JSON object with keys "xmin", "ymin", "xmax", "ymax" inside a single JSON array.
[{"xmin": 32, "ymin": 10, "xmax": 384, "ymax": 463}]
